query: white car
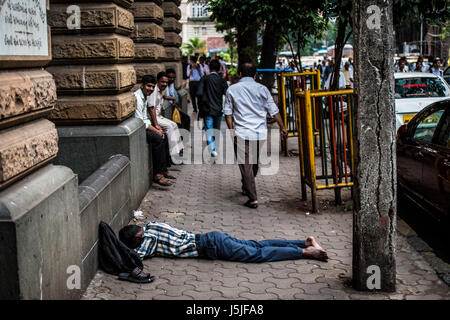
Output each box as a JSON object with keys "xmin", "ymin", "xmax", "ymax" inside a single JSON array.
[{"xmin": 394, "ymin": 72, "xmax": 450, "ymax": 131}]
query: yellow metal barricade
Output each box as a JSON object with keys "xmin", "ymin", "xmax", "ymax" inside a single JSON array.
[
  {"xmin": 295, "ymin": 89, "xmax": 355, "ymax": 213},
  {"xmin": 276, "ymin": 71, "xmax": 321, "ymax": 155}
]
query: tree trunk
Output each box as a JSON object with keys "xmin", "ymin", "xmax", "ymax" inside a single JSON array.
[
  {"xmin": 352, "ymin": 0, "xmax": 396, "ymax": 292},
  {"xmin": 259, "ymin": 22, "xmax": 280, "ymax": 90},
  {"xmin": 237, "ymin": 23, "xmax": 258, "ymax": 66},
  {"xmin": 331, "ymin": 16, "xmax": 347, "ymax": 91}
]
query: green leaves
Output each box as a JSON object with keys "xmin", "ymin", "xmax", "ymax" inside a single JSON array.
[{"xmin": 182, "ymin": 37, "xmax": 206, "ymax": 56}]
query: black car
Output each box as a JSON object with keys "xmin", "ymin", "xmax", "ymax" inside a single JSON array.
[
  {"xmin": 444, "ymin": 66, "xmax": 450, "ymax": 86},
  {"xmin": 396, "ymin": 99, "xmax": 450, "ymax": 226}
]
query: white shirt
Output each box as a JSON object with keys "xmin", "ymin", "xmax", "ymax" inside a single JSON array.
[
  {"xmin": 134, "ymin": 88, "xmax": 151, "ymax": 128},
  {"xmin": 223, "ymin": 77, "xmax": 279, "ymax": 140},
  {"xmin": 147, "ymin": 84, "xmax": 165, "ymax": 117},
  {"xmin": 324, "ymin": 71, "xmax": 346, "ymax": 90}
]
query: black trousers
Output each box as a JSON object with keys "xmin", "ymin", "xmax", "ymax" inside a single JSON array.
[
  {"xmin": 146, "ymin": 130, "xmax": 171, "ymax": 175},
  {"xmin": 189, "ymin": 80, "xmax": 200, "ymax": 112}
]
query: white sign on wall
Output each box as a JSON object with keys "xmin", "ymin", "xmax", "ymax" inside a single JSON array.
[{"xmin": 0, "ymin": 0, "xmax": 48, "ymax": 56}]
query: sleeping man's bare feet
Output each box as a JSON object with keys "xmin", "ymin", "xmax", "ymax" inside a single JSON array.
[
  {"xmin": 305, "ymin": 236, "xmax": 324, "ymax": 251},
  {"xmin": 302, "ymin": 246, "xmax": 329, "ymax": 262}
]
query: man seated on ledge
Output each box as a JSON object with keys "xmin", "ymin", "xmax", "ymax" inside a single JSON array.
[{"xmin": 119, "ymin": 221, "xmax": 328, "ymax": 262}]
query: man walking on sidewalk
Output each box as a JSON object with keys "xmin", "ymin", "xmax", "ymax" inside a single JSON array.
[{"xmin": 224, "ymin": 63, "xmax": 287, "ymax": 209}]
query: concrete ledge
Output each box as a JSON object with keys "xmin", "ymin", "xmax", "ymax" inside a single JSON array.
[
  {"xmin": 0, "ymin": 164, "xmax": 81, "ymax": 299},
  {"xmin": 78, "ymin": 154, "xmax": 131, "ymax": 289},
  {"xmin": 54, "ymin": 117, "xmax": 149, "ymax": 210}
]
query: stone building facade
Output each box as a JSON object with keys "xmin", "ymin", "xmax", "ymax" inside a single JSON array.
[{"xmin": 0, "ymin": 0, "xmax": 183, "ymax": 299}]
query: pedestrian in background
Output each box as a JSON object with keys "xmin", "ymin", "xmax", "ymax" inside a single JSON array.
[
  {"xmin": 187, "ymin": 56, "xmax": 204, "ymax": 113},
  {"xmin": 163, "ymin": 68, "xmax": 190, "ymax": 131},
  {"xmin": 198, "ymin": 59, "xmax": 228, "ymax": 158},
  {"xmin": 199, "ymin": 55, "xmax": 210, "ymax": 76},
  {"xmin": 429, "ymin": 57, "xmax": 443, "ymax": 77}
]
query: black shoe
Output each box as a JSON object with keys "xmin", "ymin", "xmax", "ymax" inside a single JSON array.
[{"xmin": 244, "ymin": 200, "xmax": 258, "ymax": 209}]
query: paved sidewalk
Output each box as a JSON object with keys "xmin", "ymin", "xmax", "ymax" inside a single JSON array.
[{"xmin": 83, "ymin": 128, "xmax": 450, "ymax": 299}]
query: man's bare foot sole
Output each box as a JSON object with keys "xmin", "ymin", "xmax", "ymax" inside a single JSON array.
[
  {"xmin": 302, "ymin": 247, "xmax": 328, "ymax": 262},
  {"xmin": 305, "ymin": 236, "xmax": 324, "ymax": 251}
]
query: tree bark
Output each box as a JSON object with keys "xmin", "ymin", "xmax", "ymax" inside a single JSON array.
[
  {"xmin": 236, "ymin": 23, "xmax": 258, "ymax": 66},
  {"xmin": 352, "ymin": 0, "xmax": 396, "ymax": 292},
  {"xmin": 259, "ymin": 22, "xmax": 281, "ymax": 90}
]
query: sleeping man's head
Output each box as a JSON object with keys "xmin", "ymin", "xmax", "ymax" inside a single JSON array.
[{"xmin": 119, "ymin": 225, "xmax": 144, "ymax": 249}]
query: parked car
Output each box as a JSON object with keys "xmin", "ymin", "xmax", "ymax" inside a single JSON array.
[
  {"xmin": 396, "ymin": 99, "xmax": 449, "ymax": 225},
  {"xmin": 394, "ymin": 72, "xmax": 450, "ymax": 131},
  {"xmin": 444, "ymin": 66, "xmax": 450, "ymax": 86}
]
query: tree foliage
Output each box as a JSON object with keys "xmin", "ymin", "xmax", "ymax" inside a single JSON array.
[{"xmin": 182, "ymin": 36, "xmax": 206, "ymax": 56}]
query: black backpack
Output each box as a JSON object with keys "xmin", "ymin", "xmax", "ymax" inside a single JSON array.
[{"xmin": 98, "ymin": 221, "xmax": 143, "ymax": 275}]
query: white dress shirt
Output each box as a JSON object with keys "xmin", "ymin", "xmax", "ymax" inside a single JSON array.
[
  {"xmin": 147, "ymin": 84, "xmax": 165, "ymax": 117},
  {"xmin": 223, "ymin": 77, "xmax": 279, "ymax": 141},
  {"xmin": 134, "ymin": 88, "xmax": 151, "ymax": 128}
]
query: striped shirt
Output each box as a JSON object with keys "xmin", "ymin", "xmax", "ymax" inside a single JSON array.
[{"xmin": 135, "ymin": 222, "xmax": 199, "ymax": 259}]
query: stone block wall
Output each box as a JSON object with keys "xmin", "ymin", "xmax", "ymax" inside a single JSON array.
[
  {"xmin": 131, "ymin": 0, "xmax": 166, "ymax": 83},
  {"xmin": 47, "ymin": 0, "xmax": 137, "ymax": 124},
  {"xmin": 0, "ymin": 1, "xmax": 58, "ymax": 191},
  {"xmin": 162, "ymin": 0, "xmax": 183, "ymax": 88}
]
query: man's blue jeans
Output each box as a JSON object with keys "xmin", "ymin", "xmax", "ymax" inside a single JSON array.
[
  {"xmin": 198, "ymin": 231, "xmax": 305, "ymax": 262},
  {"xmin": 204, "ymin": 115, "xmax": 222, "ymax": 153}
]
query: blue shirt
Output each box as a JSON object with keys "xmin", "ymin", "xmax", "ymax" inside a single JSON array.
[
  {"xmin": 135, "ymin": 222, "xmax": 199, "ymax": 259},
  {"xmin": 187, "ymin": 64, "xmax": 204, "ymax": 81},
  {"xmin": 223, "ymin": 77, "xmax": 280, "ymax": 140}
]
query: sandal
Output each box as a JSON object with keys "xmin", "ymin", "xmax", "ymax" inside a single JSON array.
[
  {"xmin": 163, "ymin": 172, "xmax": 176, "ymax": 180},
  {"xmin": 154, "ymin": 175, "xmax": 173, "ymax": 186},
  {"xmin": 244, "ymin": 200, "xmax": 258, "ymax": 209},
  {"xmin": 118, "ymin": 268, "xmax": 155, "ymax": 284}
]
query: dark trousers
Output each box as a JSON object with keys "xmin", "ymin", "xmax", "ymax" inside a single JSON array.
[
  {"xmin": 189, "ymin": 80, "xmax": 200, "ymax": 112},
  {"xmin": 234, "ymin": 136, "xmax": 264, "ymax": 202},
  {"xmin": 146, "ymin": 130, "xmax": 171, "ymax": 175},
  {"xmin": 197, "ymin": 231, "xmax": 305, "ymax": 262}
]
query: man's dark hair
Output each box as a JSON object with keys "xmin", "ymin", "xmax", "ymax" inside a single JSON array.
[
  {"xmin": 119, "ymin": 225, "xmax": 142, "ymax": 248},
  {"xmin": 190, "ymin": 55, "xmax": 198, "ymax": 63},
  {"xmin": 157, "ymin": 71, "xmax": 168, "ymax": 81},
  {"xmin": 239, "ymin": 62, "xmax": 257, "ymax": 78},
  {"xmin": 141, "ymin": 74, "xmax": 156, "ymax": 85},
  {"xmin": 209, "ymin": 59, "xmax": 220, "ymax": 72},
  {"xmin": 166, "ymin": 68, "xmax": 176, "ymax": 75}
]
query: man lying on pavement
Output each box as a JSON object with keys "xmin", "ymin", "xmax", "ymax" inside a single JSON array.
[{"xmin": 119, "ymin": 221, "xmax": 329, "ymax": 263}]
